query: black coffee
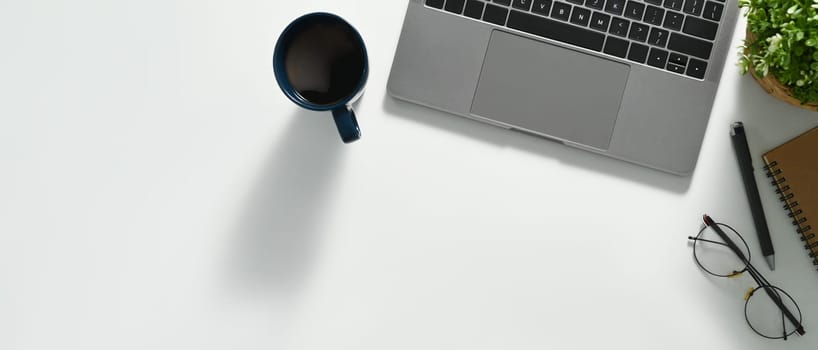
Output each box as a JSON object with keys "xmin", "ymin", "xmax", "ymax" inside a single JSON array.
[{"xmin": 284, "ymin": 19, "xmax": 365, "ymax": 106}]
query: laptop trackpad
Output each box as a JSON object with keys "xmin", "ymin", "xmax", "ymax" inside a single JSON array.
[{"xmin": 471, "ymin": 31, "xmax": 629, "ymax": 150}]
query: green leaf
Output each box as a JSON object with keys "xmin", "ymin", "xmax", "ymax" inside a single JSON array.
[{"xmin": 743, "ymin": 0, "xmax": 818, "ymax": 104}]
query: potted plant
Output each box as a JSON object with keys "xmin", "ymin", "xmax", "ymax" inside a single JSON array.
[{"xmin": 739, "ymin": 0, "xmax": 818, "ymax": 110}]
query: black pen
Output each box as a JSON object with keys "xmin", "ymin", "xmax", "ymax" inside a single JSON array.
[{"xmin": 730, "ymin": 122, "xmax": 775, "ymax": 270}]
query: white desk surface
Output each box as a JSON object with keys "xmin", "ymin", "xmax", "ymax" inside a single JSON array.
[{"xmin": 2, "ymin": 1, "xmax": 818, "ymax": 349}]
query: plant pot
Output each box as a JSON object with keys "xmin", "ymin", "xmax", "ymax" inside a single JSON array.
[{"xmin": 745, "ymin": 30, "xmax": 818, "ymax": 111}]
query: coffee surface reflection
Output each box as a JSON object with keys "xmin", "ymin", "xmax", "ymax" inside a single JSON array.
[{"xmin": 284, "ymin": 21, "xmax": 366, "ymax": 106}]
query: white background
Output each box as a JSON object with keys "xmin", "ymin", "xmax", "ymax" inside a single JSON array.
[{"xmin": 2, "ymin": 1, "xmax": 818, "ymax": 349}]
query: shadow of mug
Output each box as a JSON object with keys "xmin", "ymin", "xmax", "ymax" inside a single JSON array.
[
  {"xmin": 273, "ymin": 12, "xmax": 369, "ymax": 143},
  {"xmin": 229, "ymin": 110, "xmax": 346, "ymax": 295}
]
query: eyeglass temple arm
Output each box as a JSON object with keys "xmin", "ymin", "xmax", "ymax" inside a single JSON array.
[
  {"xmin": 703, "ymin": 214, "xmax": 806, "ymax": 336},
  {"xmin": 702, "ymin": 215, "xmax": 750, "ymax": 263},
  {"xmin": 687, "ymin": 236, "xmax": 729, "ymax": 247}
]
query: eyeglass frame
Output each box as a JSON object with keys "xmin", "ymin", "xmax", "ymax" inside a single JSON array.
[{"xmin": 687, "ymin": 214, "xmax": 805, "ymax": 339}]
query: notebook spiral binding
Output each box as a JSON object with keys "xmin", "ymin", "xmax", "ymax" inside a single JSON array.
[{"xmin": 765, "ymin": 161, "xmax": 818, "ymax": 267}]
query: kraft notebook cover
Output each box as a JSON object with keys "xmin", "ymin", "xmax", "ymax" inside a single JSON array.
[{"xmin": 763, "ymin": 126, "xmax": 818, "ymax": 270}]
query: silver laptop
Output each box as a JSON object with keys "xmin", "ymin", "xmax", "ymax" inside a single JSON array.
[{"xmin": 388, "ymin": 0, "xmax": 738, "ymax": 175}]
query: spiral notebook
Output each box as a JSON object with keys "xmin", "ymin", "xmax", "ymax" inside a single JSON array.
[{"xmin": 763, "ymin": 126, "xmax": 818, "ymax": 270}]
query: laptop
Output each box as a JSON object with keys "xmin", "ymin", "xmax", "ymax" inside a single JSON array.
[{"xmin": 387, "ymin": 0, "xmax": 739, "ymax": 175}]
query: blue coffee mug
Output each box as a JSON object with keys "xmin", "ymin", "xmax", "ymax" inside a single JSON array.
[{"xmin": 273, "ymin": 13, "xmax": 368, "ymax": 143}]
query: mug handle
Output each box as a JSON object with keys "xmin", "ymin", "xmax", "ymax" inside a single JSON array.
[{"xmin": 332, "ymin": 106, "xmax": 361, "ymax": 143}]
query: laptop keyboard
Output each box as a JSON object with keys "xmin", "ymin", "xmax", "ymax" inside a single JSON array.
[{"xmin": 425, "ymin": 0, "xmax": 725, "ymax": 80}]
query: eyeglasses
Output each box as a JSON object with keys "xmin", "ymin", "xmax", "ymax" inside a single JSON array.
[{"xmin": 688, "ymin": 214, "xmax": 805, "ymax": 340}]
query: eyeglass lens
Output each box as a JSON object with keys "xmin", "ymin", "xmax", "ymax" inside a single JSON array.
[{"xmin": 693, "ymin": 223, "xmax": 751, "ymax": 277}]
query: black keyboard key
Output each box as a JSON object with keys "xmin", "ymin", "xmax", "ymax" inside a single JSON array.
[
  {"xmin": 668, "ymin": 32, "xmax": 712, "ymax": 58},
  {"xmin": 687, "ymin": 58, "xmax": 707, "ymax": 78},
  {"xmin": 605, "ymin": 0, "xmax": 626, "ymax": 15},
  {"xmin": 426, "ymin": 0, "xmax": 444, "ymax": 9},
  {"xmin": 647, "ymin": 48, "xmax": 669, "ymax": 68},
  {"xmin": 667, "ymin": 63, "xmax": 686, "ymax": 74},
  {"xmin": 629, "ymin": 22, "xmax": 649, "ymax": 42},
  {"xmin": 426, "ymin": 0, "xmax": 445, "ymax": 9},
  {"xmin": 683, "ymin": 0, "xmax": 704, "ymax": 16},
  {"xmin": 590, "ymin": 11, "xmax": 611, "ymax": 31},
  {"xmin": 604, "ymin": 36, "xmax": 630, "ymax": 58},
  {"xmin": 664, "ymin": 0, "xmax": 683, "ymax": 10},
  {"xmin": 703, "ymin": 1, "xmax": 723, "ymax": 21},
  {"xmin": 586, "ymin": 0, "xmax": 605, "ymax": 10},
  {"xmin": 645, "ymin": 0, "xmax": 662, "ymax": 4},
  {"xmin": 609, "ymin": 17, "xmax": 630, "ymax": 36},
  {"xmin": 551, "ymin": 2, "xmax": 572, "ymax": 20},
  {"xmin": 495, "ymin": 0, "xmax": 513, "ymax": 5},
  {"xmin": 663, "ymin": 11, "xmax": 683, "ymax": 30},
  {"xmin": 446, "ymin": 0, "xmax": 467, "ymax": 14},
  {"xmin": 465, "ymin": 0, "xmax": 486, "ymax": 18},
  {"xmin": 683, "ymin": 16, "xmax": 718, "ymax": 40},
  {"xmin": 628, "ymin": 43, "xmax": 649, "ymax": 63},
  {"xmin": 625, "ymin": 1, "xmax": 646, "ymax": 20},
  {"xmin": 648, "ymin": 27, "xmax": 669, "ymax": 47},
  {"xmin": 571, "ymin": 7, "xmax": 592, "ymax": 26},
  {"xmin": 484, "ymin": 4, "xmax": 510, "ymax": 25},
  {"xmin": 533, "ymin": 0, "xmax": 553, "ymax": 15},
  {"xmin": 669, "ymin": 52, "xmax": 688, "ymax": 66},
  {"xmin": 507, "ymin": 10, "xmax": 606, "ymax": 51},
  {"xmin": 513, "ymin": 0, "xmax": 534, "ymax": 10},
  {"xmin": 643, "ymin": 5, "xmax": 664, "ymax": 25},
  {"xmin": 567, "ymin": 0, "xmax": 585, "ymax": 5}
]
